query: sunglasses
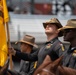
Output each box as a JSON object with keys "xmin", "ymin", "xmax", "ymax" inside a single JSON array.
[
  {"xmin": 63, "ymin": 29, "xmax": 72, "ymax": 33},
  {"xmin": 20, "ymin": 42, "xmax": 26, "ymax": 45},
  {"xmin": 63, "ymin": 28, "xmax": 76, "ymax": 33}
]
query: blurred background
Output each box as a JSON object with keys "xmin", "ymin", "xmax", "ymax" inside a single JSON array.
[
  {"xmin": 7, "ymin": 0, "xmax": 76, "ymax": 15},
  {"xmin": 6, "ymin": 0, "xmax": 76, "ymax": 71}
]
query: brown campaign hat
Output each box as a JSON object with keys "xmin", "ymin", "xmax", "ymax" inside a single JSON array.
[
  {"xmin": 16, "ymin": 35, "xmax": 38, "ymax": 48},
  {"xmin": 43, "ymin": 18, "xmax": 63, "ymax": 37},
  {"xmin": 43, "ymin": 18, "xmax": 62, "ymax": 28},
  {"xmin": 59, "ymin": 19, "xmax": 76, "ymax": 31}
]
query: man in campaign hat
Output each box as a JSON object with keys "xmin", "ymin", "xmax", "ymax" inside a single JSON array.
[
  {"xmin": 15, "ymin": 35, "xmax": 38, "ymax": 75},
  {"xmin": 59, "ymin": 19, "xmax": 76, "ymax": 69},
  {"xmin": 9, "ymin": 18, "xmax": 64, "ymax": 69}
]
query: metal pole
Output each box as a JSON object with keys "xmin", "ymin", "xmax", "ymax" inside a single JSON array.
[
  {"xmin": 17, "ymin": 25, "xmax": 21, "ymax": 50},
  {"xmin": 18, "ymin": 25, "xmax": 20, "ymax": 40},
  {"xmin": 19, "ymin": 0, "xmax": 23, "ymax": 12},
  {"xmin": 30, "ymin": 0, "xmax": 34, "ymax": 14},
  {"xmin": 55, "ymin": 0, "xmax": 58, "ymax": 15}
]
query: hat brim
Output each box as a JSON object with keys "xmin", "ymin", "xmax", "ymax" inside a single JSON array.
[
  {"xmin": 43, "ymin": 23, "xmax": 62, "ymax": 29},
  {"xmin": 15, "ymin": 40, "xmax": 38, "ymax": 48},
  {"xmin": 58, "ymin": 26, "xmax": 76, "ymax": 31}
]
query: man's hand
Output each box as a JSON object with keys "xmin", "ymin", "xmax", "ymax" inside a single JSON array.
[{"xmin": 8, "ymin": 47, "xmax": 16, "ymax": 56}]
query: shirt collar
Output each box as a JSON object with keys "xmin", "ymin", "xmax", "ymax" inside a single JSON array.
[
  {"xmin": 68, "ymin": 46, "xmax": 76, "ymax": 52},
  {"xmin": 45, "ymin": 37, "xmax": 58, "ymax": 44},
  {"xmin": 71, "ymin": 47, "xmax": 76, "ymax": 51}
]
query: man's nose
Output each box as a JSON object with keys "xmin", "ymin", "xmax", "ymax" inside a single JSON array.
[{"xmin": 46, "ymin": 25, "xmax": 49, "ymax": 28}]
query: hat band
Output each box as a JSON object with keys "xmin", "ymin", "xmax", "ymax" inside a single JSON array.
[{"xmin": 20, "ymin": 40, "xmax": 38, "ymax": 48}]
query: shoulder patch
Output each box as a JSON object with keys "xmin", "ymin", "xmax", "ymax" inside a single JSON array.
[
  {"xmin": 46, "ymin": 44, "xmax": 52, "ymax": 49},
  {"xmin": 60, "ymin": 43, "xmax": 65, "ymax": 51},
  {"xmin": 34, "ymin": 61, "xmax": 37, "ymax": 68},
  {"xmin": 72, "ymin": 50, "xmax": 76, "ymax": 57}
]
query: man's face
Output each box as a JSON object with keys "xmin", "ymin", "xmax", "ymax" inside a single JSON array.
[
  {"xmin": 45, "ymin": 24, "xmax": 59, "ymax": 35},
  {"xmin": 63, "ymin": 29, "xmax": 76, "ymax": 42},
  {"xmin": 20, "ymin": 42, "xmax": 29, "ymax": 53}
]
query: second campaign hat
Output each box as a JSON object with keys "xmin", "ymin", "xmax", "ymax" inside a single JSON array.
[
  {"xmin": 59, "ymin": 19, "xmax": 76, "ymax": 31},
  {"xmin": 16, "ymin": 35, "xmax": 38, "ymax": 48}
]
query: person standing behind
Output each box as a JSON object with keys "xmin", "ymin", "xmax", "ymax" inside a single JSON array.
[
  {"xmin": 59, "ymin": 19, "xmax": 76, "ymax": 69},
  {"xmin": 15, "ymin": 35, "xmax": 38, "ymax": 75},
  {"xmin": 9, "ymin": 18, "xmax": 64, "ymax": 68}
]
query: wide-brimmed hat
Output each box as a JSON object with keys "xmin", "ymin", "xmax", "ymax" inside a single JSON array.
[
  {"xmin": 43, "ymin": 18, "xmax": 63, "ymax": 37},
  {"xmin": 43, "ymin": 18, "xmax": 62, "ymax": 28},
  {"xmin": 16, "ymin": 35, "xmax": 38, "ymax": 48},
  {"xmin": 59, "ymin": 19, "xmax": 76, "ymax": 31}
]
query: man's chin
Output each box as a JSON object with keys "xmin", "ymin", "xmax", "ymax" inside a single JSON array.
[
  {"xmin": 64, "ymin": 37, "xmax": 67, "ymax": 41},
  {"xmin": 64, "ymin": 38, "xmax": 69, "ymax": 42},
  {"xmin": 45, "ymin": 32, "xmax": 52, "ymax": 35}
]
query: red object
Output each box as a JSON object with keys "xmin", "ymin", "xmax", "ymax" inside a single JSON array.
[{"xmin": 34, "ymin": 3, "xmax": 52, "ymax": 15}]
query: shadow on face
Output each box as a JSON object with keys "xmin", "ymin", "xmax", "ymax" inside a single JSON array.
[{"xmin": 63, "ymin": 29, "xmax": 76, "ymax": 42}]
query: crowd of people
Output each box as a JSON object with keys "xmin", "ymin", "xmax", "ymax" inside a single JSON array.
[{"xmin": 9, "ymin": 18, "xmax": 76, "ymax": 75}]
